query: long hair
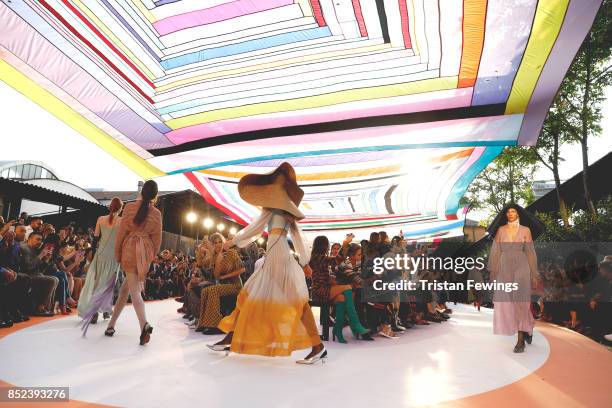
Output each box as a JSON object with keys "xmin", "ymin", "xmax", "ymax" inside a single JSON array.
[
  {"xmin": 487, "ymin": 203, "xmax": 545, "ymax": 240},
  {"xmin": 134, "ymin": 180, "xmax": 158, "ymax": 226},
  {"xmin": 108, "ymin": 197, "xmax": 123, "ymax": 225},
  {"xmin": 311, "ymin": 235, "xmax": 330, "ymax": 258}
]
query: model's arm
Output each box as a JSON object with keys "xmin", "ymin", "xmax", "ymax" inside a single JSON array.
[
  {"xmin": 114, "ymin": 208, "xmax": 129, "ymax": 262},
  {"xmin": 151, "ymin": 210, "xmax": 162, "ymax": 254},
  {"xmin": 227, "ymin": 210, "xmax": 273, "ymax": 249},
  {"xmin": 487, "ymin": 229, "xmax": 502, "ymax": 280},
  {"xmin": 524, "ymin": 228, "xmax": 538, "ymax": 280}
]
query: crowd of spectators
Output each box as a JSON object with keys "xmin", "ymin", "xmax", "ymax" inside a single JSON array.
[
  {"xmin": 2, "ymin": 212, "xmax": 610, "ymax": 346},
  {"xmin": 0, "ymin": 213, "xmax": 92, "ymax": 327}
]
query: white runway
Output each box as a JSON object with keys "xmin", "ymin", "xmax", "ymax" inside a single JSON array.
[{"xmin": 0, "ymin": 301, "xmax": 549, "ymax": 408}]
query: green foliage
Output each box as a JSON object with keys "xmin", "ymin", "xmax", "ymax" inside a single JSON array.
[
  {"xmin": 536, "ymin": 195, "xmax": 612, "ymax": 242},
  {"xmin": 462, "ymin": 146, "xmax": 537, "ymax": 221}
]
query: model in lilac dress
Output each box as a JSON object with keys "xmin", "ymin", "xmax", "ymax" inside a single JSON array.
[{"xmin": 487, "ymin": 211, "xmax": 538, "ymax": 353}]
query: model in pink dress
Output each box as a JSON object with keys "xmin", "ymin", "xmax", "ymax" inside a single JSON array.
[
  {"xmin": 487, "ymin": 205, "xmax": 538, "ymax": 353},
  {"xmin": 106, "ymin": 180, "xmax": 162, "ymax": 345}
]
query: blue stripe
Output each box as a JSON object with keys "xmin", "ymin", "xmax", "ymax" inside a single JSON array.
[
  {"xmin": 401, "ymin": 220, "xmax": 465, "ymax": 237},
  {"xmin": 166, "ymin": 140, "xmax": 517, "ymax": 175},
  {"xmin": 445, "ymin": 146, "xmax": 505, "ymax": 214},
  {"xmin": 160, "ymin": 27, "xmax": 332, "ymax": 70}
]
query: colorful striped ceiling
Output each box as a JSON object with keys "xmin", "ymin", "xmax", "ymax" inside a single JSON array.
[{"xmin": 0, "ymin": 0, "xmax": 602, "ymax": 240}]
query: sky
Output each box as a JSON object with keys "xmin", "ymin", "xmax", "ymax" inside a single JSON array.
[{"xmin": 0, "ymin": 80, "xmax": 611, "ymax": 216}]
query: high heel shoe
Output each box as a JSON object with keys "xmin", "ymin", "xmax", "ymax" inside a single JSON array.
[
  {"xmin": 90, "ymin": 313, "xmax": 98, "ymax": 325},
  {"xmin": 513, "ymin": 343, "xmax": 525, "ymax": 353},
  {"xmin": 139, "ymin": 322, "xmax": 153, "ymax": 345},
  {"xmin": 206, "ymin": 344, "xmax": 230, "ymax": 352},
  {"xmin": 332, "ymin": 301, "xmax": 347, "ymax": 343},
  {"xmin": 296, "ymin": 347, "xmax": 327, "ymax": 365},
  {"xmin": 524, "ymin": 332, "xmax": 533, "ymax": 345},
  {"xmin": 104, "ymin": 327, "xmax": 115, "ymax": 337}
]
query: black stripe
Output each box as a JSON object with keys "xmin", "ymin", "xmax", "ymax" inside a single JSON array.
[
  {"xmin": 149, "ymin": 103, "xmax": 506, "ymax": 156},
  {"xmin": 384, "ymin": 184, "xmax": 398, "ymax": 214},
  {"xmin": 375, "ymin": 0, "xmax": 391, "ymax": 44},
  {"xmin": 348, "ymin": 196, "xmax": 355, "ymax": 213}
]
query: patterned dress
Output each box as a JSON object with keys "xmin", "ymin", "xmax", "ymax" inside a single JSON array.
[{"xmin": 196, "ymin": 249, "xmax": 243, "ymax": 329}]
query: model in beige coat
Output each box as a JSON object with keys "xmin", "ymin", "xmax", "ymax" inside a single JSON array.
[{"xmin": 106, "ymin": 180, "xmax": 162, "ymax": 345}]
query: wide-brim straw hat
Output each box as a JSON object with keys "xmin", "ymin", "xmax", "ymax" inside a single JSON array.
[{"xmin": 238, "ymin": 162, "xmax": 305, "ymax": 220}]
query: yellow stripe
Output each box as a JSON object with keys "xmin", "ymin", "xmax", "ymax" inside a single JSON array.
[
  {"xmin": 156, "ymin": 43, "xmax": 391, "ymax": 92},
  {"xmin": 0, "ymin": 58, "xmax": 164, "ymax": 179},
  {"xmin": 295, "ymin": 0, "xmax": 313, "ymax": 16},
  {"xmin": 131, "ymin": 0, "xmax": 156, "ymax": 23},
  {"xmin": 199, "ymin": 164, "xmax": 403, "ymax": 181},
  {"xmin": 198, "ymin": 149, "xmax": 472, "ymax": 180},
  {"xmin": 167, "ymin": 75, "xmax": 458, "ymax": 129},
  {"xmin": 505, "ymin": 0, "xmax": 568, "ymax": 114},
  {"xmin": 72, "ymin": 0, "xmax": 156, "ymax": 80}
]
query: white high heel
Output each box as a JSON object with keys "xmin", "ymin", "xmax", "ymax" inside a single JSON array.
[
  {"xmin": 206, "ymin": 344, "xmax": 231, "ymax": 355},
  {"xmin": 296, "ymin": 347, "xmax": 328, "ymax": 365}
]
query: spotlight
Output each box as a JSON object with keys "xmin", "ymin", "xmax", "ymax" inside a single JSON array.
[
  {"xmin": 257, "ymin": 237, "xmax": 264, "ymax": 244},
  {"xmin": 217, "ymin": 223, "xmax": 225, "ymax": 232},
  {"xmin": 186, "ymin": 212, "xmax": 197, "ymax": 223},
  {"xmin": 229, "ymin": 227, "xmax": 237, "ymax": 235},
  {"xmin": 203, "ymin": 218, "xmax": 213, "ymax": 228}
]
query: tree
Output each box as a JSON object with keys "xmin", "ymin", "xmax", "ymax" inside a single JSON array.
[
  {"xmin": 554, "ymin": 1, "xmax": 612, "ymax": 216},
  {"xmin": 462, "ymin": 146, "xmax": 537, "ymax": 222},
  {"xmin": 535, "ymin": 102, "xmax": 573, "ymax": 226}
]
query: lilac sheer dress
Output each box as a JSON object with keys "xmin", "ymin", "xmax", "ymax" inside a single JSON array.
[{"xmin": 487, "ymin": 224, "xmax": 537, "ymax": 335}]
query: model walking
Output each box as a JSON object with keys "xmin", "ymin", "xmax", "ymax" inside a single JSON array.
[
  {"xmin": 106, "ymin": 180, "xmax": 162, "ymax": 345},
  {"xmin": 78, "ymin": 198, "xmax": 123, "ymax": 334},
  {"xmin": 208, "ymin": 163, "xmax": 326, "ymax": 364},
  {"xmin": 487, "ymin": 204, "xmax": 543, "ymax": 353}
]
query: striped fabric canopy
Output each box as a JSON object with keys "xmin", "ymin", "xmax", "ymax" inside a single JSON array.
[{"xmin": 0, "ymin": 0, "xmax": 602, "ymax": 241}]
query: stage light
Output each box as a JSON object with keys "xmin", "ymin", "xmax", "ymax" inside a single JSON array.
[
  {"xmin": 186, "ymin": 212, "xmax": 197, "ymax": 223},
  {"xmin": 203, "ymin": 218, "xmax": 213, "ymax": 228},
  {"xmin": 229, "ymin": 227, "xmax": 237, "ymax": 235},
  {"xmin": 257, "ymin": 237, "xmax": 264, "ymax": 244},
  {"xmin": 217, "ymin": 223, "xmax": 225, "ymax": 232}
]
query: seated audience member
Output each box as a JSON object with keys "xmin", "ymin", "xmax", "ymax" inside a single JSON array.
[
  {"xmin": 195, "ymin": 234, "xmax": 244, "ymax": 334},
  {"xmin": 584, "ymin": 261, "xmax": 612, "ymax": 342},
  {"xmin": 24, "ymin": 217, "xmax": 43, "ymax": 240},
  {"xmin": 0, "ymin": 229, "xmax": 21, "ymax": 271},
  {"xmin": 41, "ymin": 234, "xmax": 80, "ymax": 315},
  {"xmin": 0, "ymin": 266, "xmax": 31, "ymax": 327},
  {"xmin": 310, "ymin": 235, "xmax": 372, "ymax": 343},
  {"xmin": 18, "ymin": 232, "xmax": 58, "ymax": 316}
]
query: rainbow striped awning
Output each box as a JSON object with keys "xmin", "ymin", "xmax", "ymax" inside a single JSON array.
[{"xmin": 0, "ymin": 0, "xmax": 602, "ymax": 240}]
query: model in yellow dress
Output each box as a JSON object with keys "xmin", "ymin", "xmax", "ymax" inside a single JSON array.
[{"xmin": 208, "ymin": 163, "xmax": 326, "ymax": 364}]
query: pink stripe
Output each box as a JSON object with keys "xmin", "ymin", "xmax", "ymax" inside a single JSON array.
[
  {"xmin": 153, "ymin": 0, "xmax": 292, "ymax": 36},
  {"xmin": 167, "ymin": 88, "xmax": 473, "ymax": 145},
  {"xmin": 310, "ymin": 0, "xmax": 326, "ymax": 27},
  {"xmin": 352, "ymin": 0, "xmax": 368, "ymax": 37},
  {"xmin": 202, "ymin": 176, "xmax": 253, "ymax": 223},
  {"xmin": 398, "ymin": 0, "xmax": 412, "ymax": 48}
]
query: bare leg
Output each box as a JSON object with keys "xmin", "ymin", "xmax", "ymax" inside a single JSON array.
[
  {"xmin": 107, "ymin": 278, "xmax": 129, "ymax": 329},
  {"xmin": 300, "ymin": 303, "xmax": 324, "ymax": 360},
  {"xmin": 125, "ymin": 272, "xmax": 147, "ymax": 330}
]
